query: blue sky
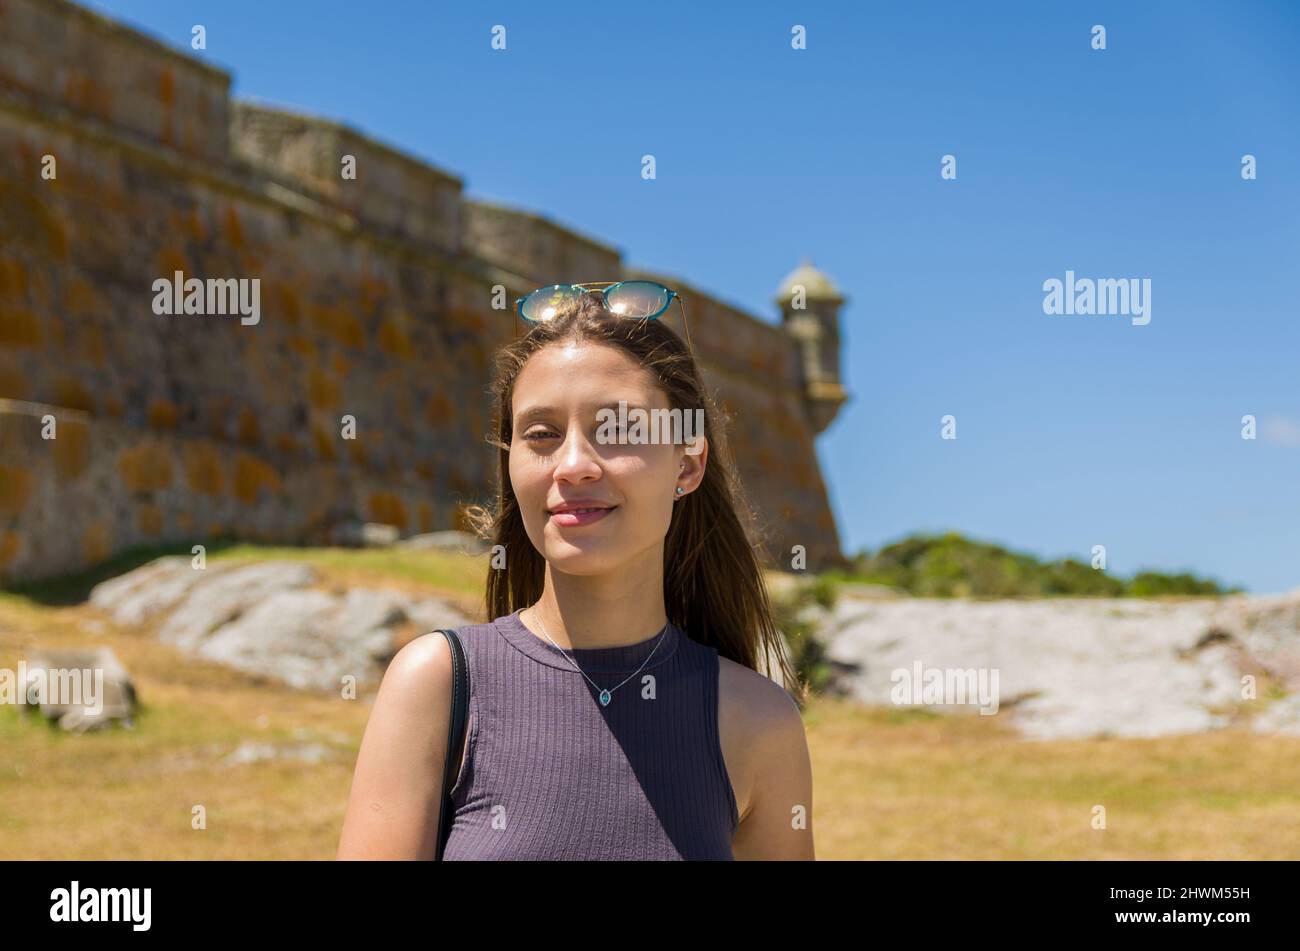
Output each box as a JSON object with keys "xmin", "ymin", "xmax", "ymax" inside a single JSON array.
[{"xmin": 88, "ymin": 1, "xmax": 1300, "ymax": 592}]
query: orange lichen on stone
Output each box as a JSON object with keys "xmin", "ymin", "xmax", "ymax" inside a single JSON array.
[
  {"xmin": 224, "ymin": 206, "xmax": 245, "ymax": 249},
  {"xmin": 0, "ymin": 362, "xmax": 30, "ymax": 398},
  {"xmin": 368, "ymin": 490, "xmax": 408, "ymax": 529},
  {"xmin": 418, "ymin": 500, "xmax": 433, "ymax": 532},
  {"xmin": 42, "ymin": 208, "xmax": 70, "ymax": 261},
  {"xmin": 45, "ymin": 311, "xmax": 67, "ymax": 351},
  {"xmin": 346, "ymin": 438, "xmax": 367, "ymax": 466},
  {"xmin": 236, "ymin": 407, "xmax": 261, "ymax": 445},
  {"xmin": 52, "ymin": 418, "xmax": 91, "ymax": 480},
  {"xmin": 137, "ymin": 503, "xmax": 164, "ymax": 536},
  {"xmin": 424, "ymin": 391, "xmax": 453, "ymax": 426},
  {"xmin": 0, "ymin": 184, "xmax": 68, "ymax": 259},
  {"xmin": 793, "ymin": 460, "xmax": 815, "ymax": 490},
  {"xmin": 0, "ymin": 531, "xmax": 23, "ymax": 570},
  {"xmin": 357, "ymin": 271, "xmax": 391, "ymax": 313},
  {"xmin": 378, "ymin": 310, "xmax": 414, "ymax": 359},
  {"xmin": 118, "ymin": 441, "xmax": 173, "ymax": 491},
  {"xmin": 175, "ymin": 510, "xmax": 194, "ymax": 533},
  {"xmin": 82, "ymin": 521, "xmax": 111, "ymax": 564},
  {"xmin": 52, "ymin": 375, "xmax": 93, "ymax": 412},
  {"xmin": 274, "ymin": 433, "xmax": 302, "ymax": 455},
  {"xmin": 286, "ymin": 335, "xmax": 315, "ymax": 357},
  {"xmin": 415, "ymin": 461, "xmax": 436, "ymax": 481},
  {"xmin": 80, "ymin": 324, "xmax": 106, "ymax": 366},
  {"xmin": 181, "ymin": 208, "xmax": 207, "ymax": 241},
  {"xmin": 62, "ymin": 70, "xmax": 112, "ymax": 122},
  {"xmin": 182, "ymin": 442, "xmax": 225, "ymax": 497},
  {"xmin": 103, "ymin": 393, "xmax": 125, "ymax": 417},
  {"xmin": 447, "ymin": 307, "xmax": 486, "ymax": 333},
  {"xmin": 278, "ymin": 282, "xmax": 303, "ymax": 325},
  {"xmin": 0, "ymin": 257, "xmax": 27, "ymax": 300},
  {"xmin": 311, "ymin": 422, "xmax": 337, "ymax": 461},
  {"xmin": 27, "ymin": 266, "xmax": 53, "ymax": 313},
  {"xmin": 309, "ymin": 302, "xmax": 365, "ymax": 349},
  {"xmin": 330, "ymin": 352, "xmax": 350, "ymax": 377},
  {"xmin": 0, "ymin": 464, "xmax": 33, "ymax": 516},
  {"xmin": 147, "ymin": 398, "xmax": 182, "ymax": 430},
  {"xmin": 306, "ymin": 368, "xmax": 341, "ymax": 410},
  {"xmin": 233, "ymin": 452, "xmax": 282, "ymax": 504},
  {"xmin": 0, "ymin": 308, "xmax": 41, "ymax": 347},
  {"xmin": 158, "ymin": 68, "xmax": 176, "ymax": 106},
  {"xmin": 205, "ymin": 394, "xmax": 235, "ymax": 438},
  {"xmin": 155, "ymin": 246, "xmax": 189, "ymax": 277}
]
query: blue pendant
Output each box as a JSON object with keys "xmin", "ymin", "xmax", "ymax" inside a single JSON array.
[{"xmin": 599, "ymin": 689, "xmax": 611, "ymax": 706}]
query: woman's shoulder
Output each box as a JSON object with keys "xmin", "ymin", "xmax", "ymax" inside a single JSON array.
[
  {"xmin": 716, "ymin": 654, "xmax": 807, "ymax": 821},
  {"xmin": 379, "ymin": 630, "xmax": 458, "ymax": 706},
  {"xmin": 380, "ymin": 620, "xmax": 496, "ymax": 697},
  {"xmin": 717, "ymin": 654, "xmax": 803, "ymax": 737},
  {"xmin": 368, "ymin": 626, "xmax": 489, "ymax": 763},
  {"xmin": 404, "ymin": 617, "xmax": 504, "ymax": 656}
]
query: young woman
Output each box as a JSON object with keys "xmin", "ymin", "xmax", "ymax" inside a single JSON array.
[{"xmin": 337, "ymin": 282, "xmax": 814, "ymax": 860}]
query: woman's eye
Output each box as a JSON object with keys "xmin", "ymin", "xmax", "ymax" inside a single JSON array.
[{"xmin": 523, "ymin": 430, "xmax": 557, "ymax": 442}]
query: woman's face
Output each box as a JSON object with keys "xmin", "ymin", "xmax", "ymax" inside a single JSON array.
[{"xmin": 509, "ymin": 340, "xmax": 706, "ymax": 577}]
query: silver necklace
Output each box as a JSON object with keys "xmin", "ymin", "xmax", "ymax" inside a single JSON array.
[{"xmin": 526, "ymin": 607, "xmax": 667, "ymax": 707}]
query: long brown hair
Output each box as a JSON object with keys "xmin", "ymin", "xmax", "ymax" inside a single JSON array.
[{"xmin": 463, "ymin": 293, "xmax": 805, "ymax": 703}]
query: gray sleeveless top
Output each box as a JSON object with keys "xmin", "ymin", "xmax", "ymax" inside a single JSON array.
[{"xmin": 440, "ymin": 608, "xmax": 739, "ymax": 860}]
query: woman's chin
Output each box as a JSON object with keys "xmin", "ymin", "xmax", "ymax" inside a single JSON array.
[{"xmin": 541, "ymin": 535, "xmax": 624, "ymax": 571}]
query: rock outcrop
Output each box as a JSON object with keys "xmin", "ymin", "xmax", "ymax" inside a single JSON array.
[
  {"xmin": 90, "ymin": 558, "xmax": 471, "ymax": 689},
  {"xmin": 820, "ymin": 591, "xmax": 1300, "ymax": 740}
]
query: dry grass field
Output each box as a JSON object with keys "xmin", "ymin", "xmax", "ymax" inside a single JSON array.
[{"xmin": 2, "ymin": 546, "xmax": 1297, "ymax": 860}]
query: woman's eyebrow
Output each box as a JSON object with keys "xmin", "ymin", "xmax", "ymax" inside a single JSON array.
[
  {"xmin": 515, "ymin": 405, "xmax": 556, "ymax": 425},
  {"xmin": 594, "ymin": 401, "xmax": 654, "ymax": 414},
  {"xmin": 514, "ymin": 401, "xmax": 656, "ymax": 424}
]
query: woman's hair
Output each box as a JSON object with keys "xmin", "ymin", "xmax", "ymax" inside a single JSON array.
[{"xmin": 463, "ymin": 293, "xmax": 805, "ymax": 703}]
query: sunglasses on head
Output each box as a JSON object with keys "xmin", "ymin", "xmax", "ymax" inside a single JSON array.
[{"xmin": 514, "ymin": 279, "xmax": 694, "ymax": 352}]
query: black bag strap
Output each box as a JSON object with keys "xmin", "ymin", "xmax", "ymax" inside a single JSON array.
[{"xmin": 433, "ymin": 628, "xmax": 469, "ymax": 861}]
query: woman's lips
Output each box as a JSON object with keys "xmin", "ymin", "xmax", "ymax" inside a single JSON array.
[{"xmin": 548, "ymin": 506, "xmax": 617, "ymax": 527}]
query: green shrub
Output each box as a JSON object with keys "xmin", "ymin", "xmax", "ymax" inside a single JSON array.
[{"xmin": 845, "ymin": 532, "xmax": 1239, "ymax": 598}]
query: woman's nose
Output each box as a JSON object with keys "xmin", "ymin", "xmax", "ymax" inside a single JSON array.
[{"xmin": 554, "ymin": 428, "xmax": 602, "ymax": 476}]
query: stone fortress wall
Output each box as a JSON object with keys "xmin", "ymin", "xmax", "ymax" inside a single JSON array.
[{"xmin": 0, "ymin": 0, "xmax": 849, "ymax": 582}]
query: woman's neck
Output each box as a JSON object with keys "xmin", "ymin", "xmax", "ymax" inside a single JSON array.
[{"xmin": 526, "ymin": 569, "xmax": 669, "ymax": 650}]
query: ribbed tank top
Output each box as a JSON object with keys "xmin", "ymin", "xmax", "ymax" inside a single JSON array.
[{"xmin": 440, "ymin": 608, "xmax": 739, "ymax": 860}]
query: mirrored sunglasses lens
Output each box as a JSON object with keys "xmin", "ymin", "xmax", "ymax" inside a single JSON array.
[
  {"xmin": 521, "ymin": 286, "xmax": 578, "ymax": 322},
  {"xmin": 604, "ymin": 282, "xmax": 669, "ymax": 319}
]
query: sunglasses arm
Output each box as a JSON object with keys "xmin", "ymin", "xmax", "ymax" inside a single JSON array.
[{"xmin": 674, "ymin": 295, "xmax": 696, "ymax": 355}]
